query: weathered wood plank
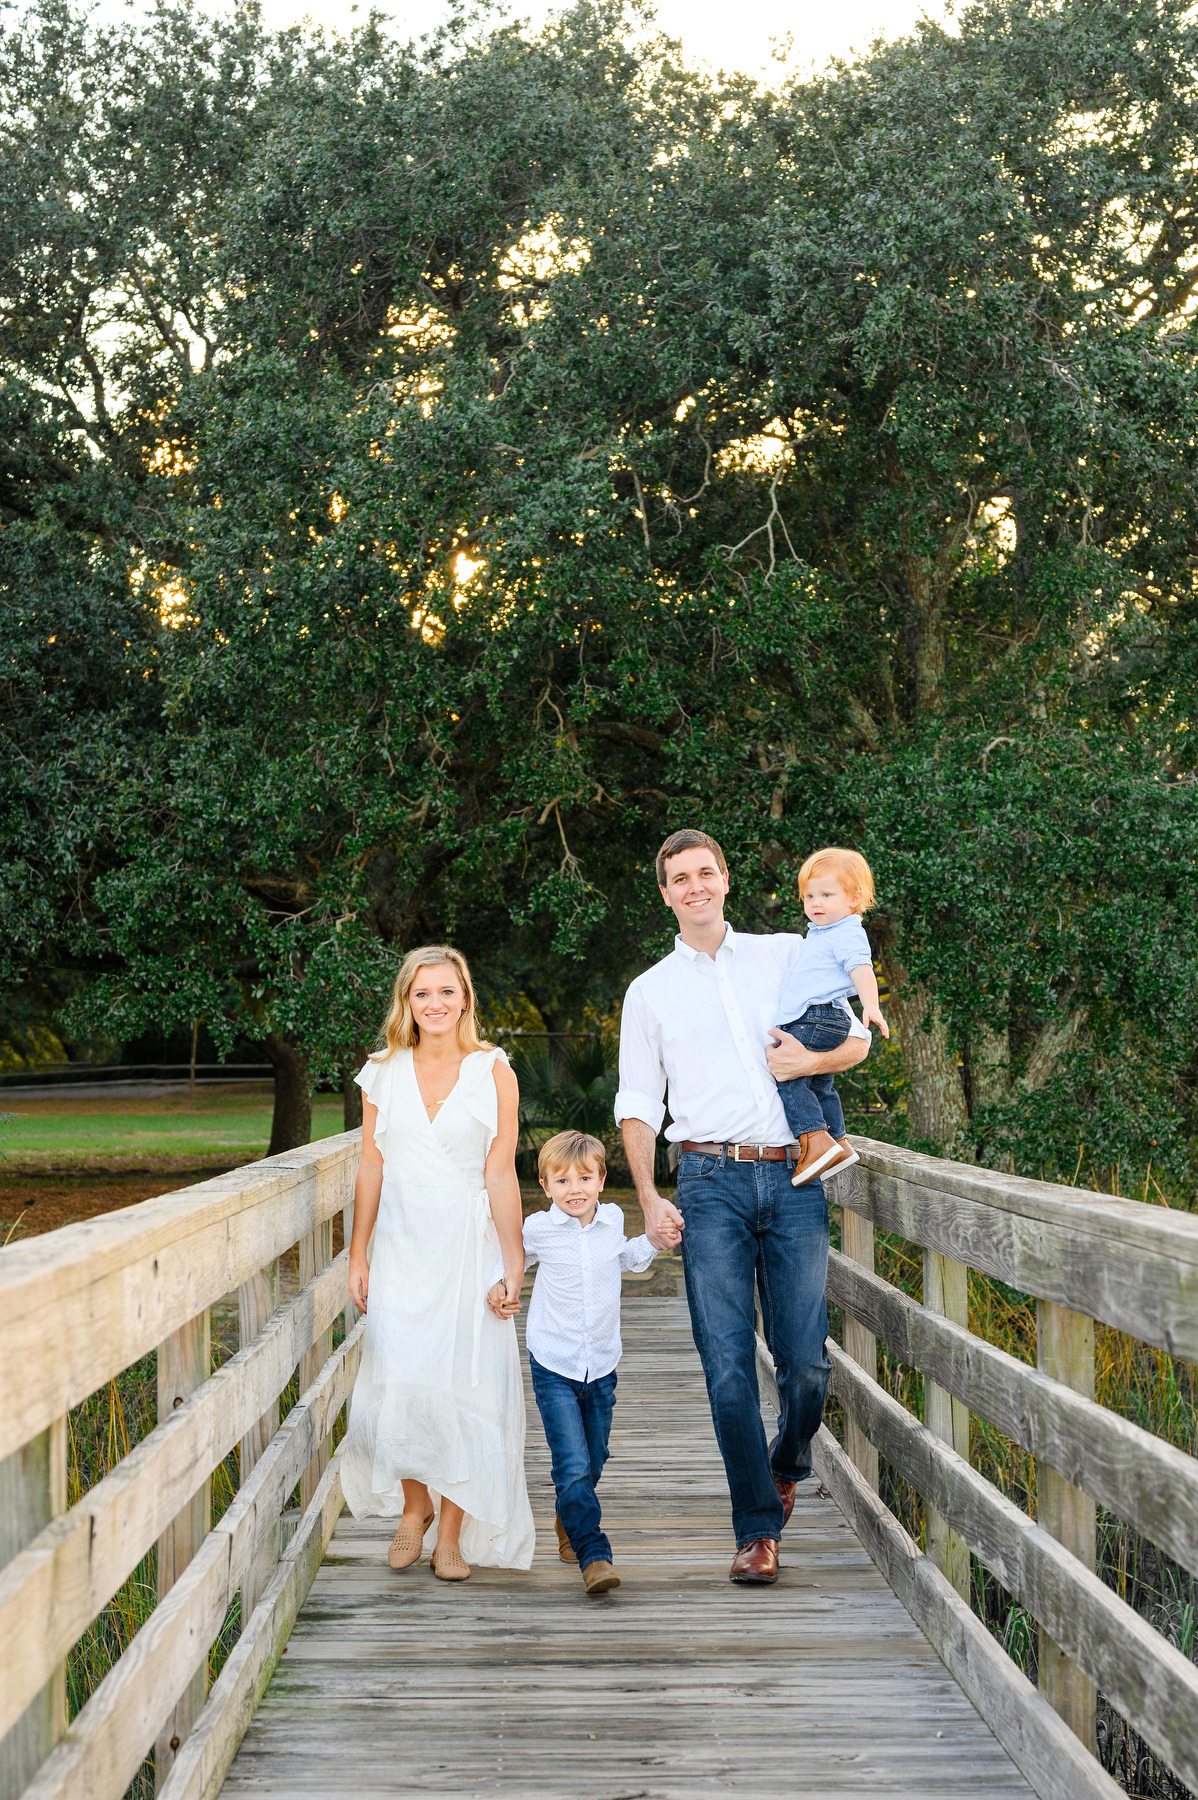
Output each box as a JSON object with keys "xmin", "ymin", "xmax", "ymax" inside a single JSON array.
[
  {"xmin": 298, "ymin": 1223, "xmax": 332, "ymax": 1510},
  {"xmin": 20, "ymin": 1321, "xmax": 363, "ymax": 1800},
  {"xmin": 1036, "ymin": 1301, "xmax": 1097, "ymax": 1752},
  {"xmin": 156, "ymin": 1309, "xmax": 211, "ymax": 1789},
  {"xmin": 239, "ymin": 1260, "xmax": 281, "ymax": 1628},
  {"xmin": 0, "ymin": 1133, "xmax": 359, "ymax": 1462},
  {"xmin": 0, "ymin": 1416, "xmax": 66, "ymax": 1800},
  {"xmin": 158, "ymin": 1459, "xmax": 345, "ymax": 1800},
  {"xmin": 829, "ymin": 1340, "xmax": 1198, "ymax": 1792},
  {"xmin": 841, "ymin": 1207, "xmax": 880, "ymax": 1491},
  {"xmin": 826, "ymin": 1250, "xmax": 1198, "ymax": 1578},
  {"xmin": 924, "ymin": 1250, "xmax": 971, "ymax": 1599},
  {"xmin": 0, "ymin": 1250, "xmax": 349, "ymax": 1742},
  {"xmin": 839, "ymin": 1141, "xmax": 1198, "ymax": 1359}
]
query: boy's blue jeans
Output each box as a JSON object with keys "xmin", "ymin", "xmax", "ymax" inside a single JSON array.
[
  {"xmin": 677, "ymin": 1149, "xmax": 831, "ymax": 1548},
  {"xmin": 529, "ymin": 1354, "xmax": 616, "ymax": 1570},
  {"xmin": 776, "ymin": 1001, "xmax": 851, "ymax": 1139}
]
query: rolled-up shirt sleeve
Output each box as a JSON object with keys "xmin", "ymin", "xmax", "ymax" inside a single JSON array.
[
  {"xmin": 618, "ymin": 1232, "xmax": 659, "ymax": 1274},
  {"xmin": 613, "ymin": 984, "xmax": 667, "ymax": 1132}
]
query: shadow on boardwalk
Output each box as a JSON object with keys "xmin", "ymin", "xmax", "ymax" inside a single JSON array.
[{"xmin": 220, "ymin": 1297, "xmax": 1033, "ymax": 1798}]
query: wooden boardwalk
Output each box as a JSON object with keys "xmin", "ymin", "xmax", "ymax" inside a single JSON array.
[{"xmin": 221, "ymin": 1296, "xmax": 1033, "ymax": 1798}]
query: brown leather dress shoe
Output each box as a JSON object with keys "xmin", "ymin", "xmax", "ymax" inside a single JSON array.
[
  {"xmin": 774, "ymin": 1474, "xmax": 797, "ymax": 1527},
  {"xmin": 554, "ymin": 1515, "xmax": 578, "ymax": 1564},
  {"xmin": 582, "ymin": 1559, "xmax": 621, "ymax": 1594},
  {"xmin": 730, "ymin": 1539, "xmax": 779, "ymax": 1584}
]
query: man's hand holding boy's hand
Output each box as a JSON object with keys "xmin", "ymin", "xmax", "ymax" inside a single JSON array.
[
  {"xmin": 860, "ymin": 1004, "xmax": 889, "ymax": 1037},
  {"xmin": 487, "ymin": 1278, "xmax": 522, "ymax": 1318}
]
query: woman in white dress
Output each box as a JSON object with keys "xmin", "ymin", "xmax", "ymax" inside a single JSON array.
[{"xmin": 341, "ymin": 944, "xmax": 534, "ymax": 1579}]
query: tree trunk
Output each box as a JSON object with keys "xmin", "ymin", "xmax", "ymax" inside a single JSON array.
[
  {"xmin": 341, "ymin": 1059, "xmax": 364, "ymax": 1131},
  {"xmin": 264, "ymin": 1032, "xmax": 311, "ymax": 1155},
  {"xmin": 969, "ymin": 1020, "xmax": 1011, "ymax": 1110},
  {"xmin": 882, "ymin": 960, "xmax": 970, "ymax": 1151}
]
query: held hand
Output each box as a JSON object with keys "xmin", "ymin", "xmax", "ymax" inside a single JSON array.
[
  {"xmin": 860, "ymin": 1003, "xmax": 890, "ymax": 1038},
  {"xmin": 488, "ymin": 1276, "xmax": 522, "ymax": 1318},
  {"xmin": 348, "ymin": 1256, "xmax": 369, "ymax": 1315},
  {"xmin": 765, "ymin": 1027, "xmax": 824, "ymax": 1081},
  {"xmin": 641, "ymin": 1188, "xmax": 684, "ymax": 1252}
]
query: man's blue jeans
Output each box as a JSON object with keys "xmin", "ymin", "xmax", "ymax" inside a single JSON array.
[
  {"xmin": 529, "ymin": 1354, "xmax": 616, "ymax": 1570},
  {"xmin": 676, "ymin": 1149, "xmax": 831, "ymax": 1548}
]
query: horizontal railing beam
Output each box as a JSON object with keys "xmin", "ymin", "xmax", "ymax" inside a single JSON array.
[
  {"xmin": 845, "ymin": 1142, "xmax": 1198, "ymax": 1360},
  {"xmin": 827, "ymin": 1249, "xmax": 1198, "ymax": 1580},
  {"xmin": 829, "ymin": 1339, "xmax": 1198, "ymax": 1793},
  {"xmin": 0, "ymin": 1134, "xmax": 359, "ymax": 1462}
]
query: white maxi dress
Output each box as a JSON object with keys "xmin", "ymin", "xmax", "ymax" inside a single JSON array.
[{"xmin": 339, "ymin": 1045, "xmax": 535, "ymax": 1569}]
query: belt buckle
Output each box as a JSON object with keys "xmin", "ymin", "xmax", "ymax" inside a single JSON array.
[{"xmin": 732, "ymin": 1142, "xmax": 741, "ymax": 1162}]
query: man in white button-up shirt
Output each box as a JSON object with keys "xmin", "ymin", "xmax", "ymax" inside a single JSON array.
[{"xmin": 616, "ymin": 828, "xmax": 870, "ymax": 1586}]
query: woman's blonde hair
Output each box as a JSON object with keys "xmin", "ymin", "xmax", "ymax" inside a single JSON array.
[
  {"xmin": 797, "ymin": 847, "xmax": 876, "ymax": 914},
  {"xmin": 373, "ymin": 945, "xmax": 492, "ymax": 1059}
]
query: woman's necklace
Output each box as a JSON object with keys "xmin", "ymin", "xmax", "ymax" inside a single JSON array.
[{"xmin": 413, "ymin": 1052, "xmax": 463, "ymax": 1121}]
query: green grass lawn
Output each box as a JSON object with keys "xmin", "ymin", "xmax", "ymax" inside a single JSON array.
[{"xmin": 3, "ymin": 1086, "xmax": 346, "ymax": 1162}]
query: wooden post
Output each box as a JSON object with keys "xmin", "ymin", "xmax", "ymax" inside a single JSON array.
[
  {"xmin": 299, "ymin": 1219, "xmax": 333, "ymax": 1509},
  {"xmin": 155, "ymin": 1310, "xmax": 211, "ymax": 1791},
  {"xmin": 0, "ymin": 1416, "xmax": 67, "ymax": 1800},
  {"xmin": 343, "ymin": 1199, "xmax": 360, "ymax": 1338},
  {"xmin": 238, "ymin": 1260, "xmax": 280, "ymax": 1626},
  {"xmin": 924, "ymin": 1249, "xmax": 971, "ymax": 1599},
  {"xmin": 841, "ymin": 1206, "xmax": 880, "ymax": 1493},
  {"xmin": 1036, "ymin": 1299, "xmax": 1097, "ymax": 1752}
]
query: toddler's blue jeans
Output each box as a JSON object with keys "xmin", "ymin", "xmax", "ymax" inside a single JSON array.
[
  {"xmin": 776, "ymin": 1002, "xmax": 851, "ymax": 1139},
  {"xmin": 529, "ymin": 1354, "xmax": 616, "ymax": 1570}
]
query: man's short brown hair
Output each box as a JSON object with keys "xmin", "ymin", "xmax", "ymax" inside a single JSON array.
[
  {"xmin": 655, "ymin": 828, "xmax": 728, "ymax": 889},
  {"xmin": 538, "ymin": 1129, "xmax": 607, "ymax": 1182}
]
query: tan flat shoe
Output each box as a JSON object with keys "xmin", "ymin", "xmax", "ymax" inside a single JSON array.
[
  {"xmin": 430, "ymin": 1543, "xmax": 471, "ymax": 1581},
  {"xmin": 554, "ymin": 1515, "xmax": 578, "ymax": 1564},
  {"xmin": 387, "ymin": 1510, "xmax": 434, "ymax": 1570}
]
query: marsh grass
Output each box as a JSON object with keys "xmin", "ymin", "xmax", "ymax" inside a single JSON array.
[
  {"xmin": 63, "ymin": 1268, "xmax": 347, "ymax": 1800},
  {"xmin": 830, "ymin": 1175, "xmax": 1198, "ymax": 1800}
]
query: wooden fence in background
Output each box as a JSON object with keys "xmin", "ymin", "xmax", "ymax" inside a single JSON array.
[
  {"xmin": 758, "ymin": 1136, "xmax": 1198, "ymax": 1800},
  {"xmin": 0, "ymin": 1133, "xmax": 362, "ymax": 1800}
]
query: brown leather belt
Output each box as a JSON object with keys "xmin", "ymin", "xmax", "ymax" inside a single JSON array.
[{"xmin": 680, "ymin": 1141, "xmax": 799, "ymax": 1162}]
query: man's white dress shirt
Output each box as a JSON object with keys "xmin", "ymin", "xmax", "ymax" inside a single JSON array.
[
  {"xmin": 497, "ymin": 1202, "xmax": 656, "ymax": 1381},
  {"xmin": 614, "ymin": 923, "xmax": 870, "ymax": 1146}
]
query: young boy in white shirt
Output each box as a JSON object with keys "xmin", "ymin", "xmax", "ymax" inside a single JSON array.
[
  {"xmin": 487, "ymin": 1129, "xmax": 657, "ymax": 1594},
  {"xmin": 774, "ymin": 846, "xmax": 890, "ymax": 1186}
]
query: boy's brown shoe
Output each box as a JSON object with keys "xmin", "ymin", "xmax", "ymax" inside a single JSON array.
[
  {"xmin": 582, "ymin": 1559, "xmax": 621, "ymax": 1594},
  {"xmin": 554, "ymin": 1515, "xmax": 577, "ymax": 1564}
]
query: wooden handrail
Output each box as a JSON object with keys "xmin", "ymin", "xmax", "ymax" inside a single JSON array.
[
  {"xmin": 847, "ymin": 1138, "xmax": 1198, "ymax": 1357},
  {"xmin": 0, "ymin": 1133, "xmax": 360, "ymax": 1463},
  {"xmin": 0, "ymin": 1135, "xmax": 362, "ymax": 1800},
  {"xmin": 813, "ymin": 1138, "xmax": 1198, "ymax": 1799}
]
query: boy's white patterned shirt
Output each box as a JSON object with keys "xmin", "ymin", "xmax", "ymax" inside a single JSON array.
[{"xmin": 496, "ymin": 1201, "xmax": 656, "ymax": 1382}]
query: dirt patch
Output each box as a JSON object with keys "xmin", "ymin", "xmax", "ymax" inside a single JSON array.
[{"xmin": 0, "ymin": 1167, "xmax": 245, "ymax": 1242}]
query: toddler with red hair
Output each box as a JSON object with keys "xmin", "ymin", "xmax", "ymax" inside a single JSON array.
[{"xmin": 772, "ymin": 847, "xmax": 889, "ymax": 1186}]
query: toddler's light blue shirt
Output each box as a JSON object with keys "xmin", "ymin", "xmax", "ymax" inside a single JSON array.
[{"xmin": 775, "ymin": 915, "xmax": 874, "ymax": 1025}]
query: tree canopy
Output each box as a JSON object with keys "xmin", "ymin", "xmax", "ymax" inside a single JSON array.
[{"xmin": 3, "ymin": 0, "xmax": 1197, "ymax": 1175}]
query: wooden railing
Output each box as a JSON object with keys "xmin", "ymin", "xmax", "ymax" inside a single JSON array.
[
  {"xmin": 0, "ymin": 1133, "xmax": 364, "ymax": 1800},
  {"xmin": 758, "ymin": 1136, "xmax": 1198, "ymax": 1800}
]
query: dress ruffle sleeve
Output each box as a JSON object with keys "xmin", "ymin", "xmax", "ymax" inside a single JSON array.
[
  {"xmin": 456, "ymin": 1047, "xmax": 509, "ymax": 1151},
  {"xmin": 355, "ymin": 1054, "xmax": 395, "ymax": 1156}
]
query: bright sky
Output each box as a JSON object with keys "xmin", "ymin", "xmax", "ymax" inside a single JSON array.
[{"xmin": 251, "ymin": 0, "xmax": 937, "ymax": 80}]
